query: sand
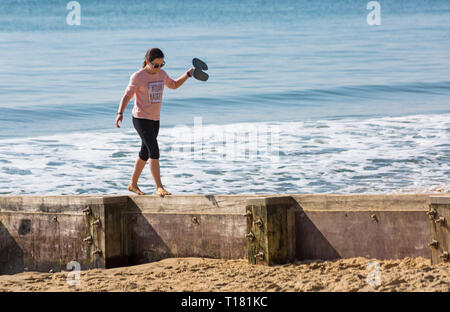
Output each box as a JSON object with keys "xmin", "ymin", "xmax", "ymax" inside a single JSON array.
[{"xmin": 0, "ymin": 257, "xmax": 448, "ymax": 292}]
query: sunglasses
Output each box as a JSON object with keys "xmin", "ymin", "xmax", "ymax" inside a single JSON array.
[{"xmin": 150, "ymin": 61, "xmax": 165, "ymax": 68}]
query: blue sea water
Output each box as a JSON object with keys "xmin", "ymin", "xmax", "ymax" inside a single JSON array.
[{"xmin": 0, "ymin": 0, "xmax": 449, "ymax": 195}]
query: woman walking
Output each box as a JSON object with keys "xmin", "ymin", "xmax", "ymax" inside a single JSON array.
[{"xmin": 115, "ymin": 48, "xmax": 194, "ymax": 196}]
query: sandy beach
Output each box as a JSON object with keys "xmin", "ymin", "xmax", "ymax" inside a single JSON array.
[{"xmin": 0, "ymin": 257, "xmax": 448, "ymax": 292}]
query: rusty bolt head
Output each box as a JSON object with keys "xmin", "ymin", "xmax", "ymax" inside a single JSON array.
[
  {"xmin": 83, "ymin": 236, "xmax": 93, "ymax": 244},
  {"xmin": 426, "ymin": 209, "xmax": 436, "ymax": 217},
  {"xmin": 49, "ymin": 269, "xmax": 54, "ymax": 273},
  {"xmin": 92, "ymin": 219, "xmax": 101, "ymax": 227},
  {"xmin": 246, "ymin": 232, "xmax": 255, "ymax": 241},
  {"xmin": 254, "ymin": 251, "xmax": 265, "ymax": 260},
  {"xmin": 245, "ymin": 211, "xmax": 252, "ymax": 218},
  {"xmin": 429, "ymin": 240, "xmax": 439, "ymax": 248},
  {"xmin": 255, "ymin": 218, "xmax": 263, "ymax": 228},
  {"xmin": 191, "ymin": 216, "xmax": 199, "ymax": 224},
  {"xmin": 52, "ymin": 216, "xmax": 58, "ymax": 223},
  {"xmin": 370, "ymin": 214, "xmax": 378, "ymax": 222},
  {"xmin": 93, "ymin": 249, "xmax": 102, "ymax": 256},
  {"xmin": 435, "ymin": 216, "xmax": 445, "ymax": 226},
  {"xmin": 82, "ymin": 206, "xmax": 91, "ymax": 215},
  {"xmin": 439, "ymin": 252, "xmax": 449, "ymax": 261}
]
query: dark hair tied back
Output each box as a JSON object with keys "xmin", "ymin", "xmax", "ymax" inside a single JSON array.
[{"xmin": 142, "ymin": 48, "xmax": 164, "ymax": 68}]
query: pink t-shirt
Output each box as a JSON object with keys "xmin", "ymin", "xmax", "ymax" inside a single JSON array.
[{"xmin": 124, "ymin": 68, "xmax": 176, "ymax": 120}]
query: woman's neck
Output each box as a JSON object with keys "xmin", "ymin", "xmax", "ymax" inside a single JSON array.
[{"xmin": 144, "ymin": 66, "xmax": 157, "ymax": 75}]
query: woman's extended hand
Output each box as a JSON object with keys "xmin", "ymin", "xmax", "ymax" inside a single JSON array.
[
  {"xmin": 115, "ymin": 113, "xmax": 123, "ymax": 128},
  {"xmin": 187, "ymin": 67, "xmax": 194, "ymax": 77}
]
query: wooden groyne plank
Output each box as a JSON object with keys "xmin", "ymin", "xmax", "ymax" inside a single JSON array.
[
  {"xmin": 124, "ymin": 213, "xmax": 246, "ymax": 264},
  {"xmin": 429, "ymin": 196, "xmax": 450, "ymax": 264},
  {"xmin": 0, "ymin": 211, "xmax": 87, "ymax": 274},
  {"xmin": 296, "ymin": 210, "xmax": 429, "ymax": 260}
]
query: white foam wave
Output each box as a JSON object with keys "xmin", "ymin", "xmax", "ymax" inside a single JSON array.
[{"xmin": 0, "ymin": 113, "xmax": 449, "ymax": 195}]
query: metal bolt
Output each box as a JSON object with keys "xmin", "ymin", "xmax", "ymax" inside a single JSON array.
[
  {"xmin": 254, "ymin": 251, "xmax": 264, "ymax": 260},
  {"xmin": 245, "ymin": 211, "xmax": 252, "ymax": 218},
  {"xmin": 92, "ymin": 219, "xmax": 101, "ymax": 227},
  {"xmin": 426, "ymin": 209, "xmax": 436, "ymax": 218},
  {"xmin": 93, "ymin": 249, "xmax": 102, "ymax": 256},
  {"xmin": 191, "ymin": 216, "xmax": 199, "ymax": 224},
  {"xmin": 371, "ymin": 214, "xmax": 378, "ymax": 223},
  {"xmin": 435, "ymin": 216, "xmax": 445, "ymax": 226},
  {"xmin": 246, "ymin": 232, "xmax": 255, "ymax": 241},
  {"xmin": 255, "ymin": 218, "xmax": 263, "ymax": 228},
  {"xmin": 82, "ymin": 206, "xmax": 91, "ymax": 215},
  {"xmin": 439, "ymin": 252, "xmax": 449, "ymax": 261},
  {"xmin": 429, "ymin": 240, "xmax": 439, "ymax": 248},
  {"xmin": 52, "ymin": 216, "xmax": 58, "ymax": 223},
  {"xmin": 83, "ymin": 236, "xmax": 93, "ymax": 244}
]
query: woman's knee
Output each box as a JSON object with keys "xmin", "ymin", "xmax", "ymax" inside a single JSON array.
[
  {"xmin": 149, "ymin": 150, "xmax": 160, "ymax": 159},
  {"xmin": 138, "ymin": 151, "xmax": 149, "ymax": 162}
]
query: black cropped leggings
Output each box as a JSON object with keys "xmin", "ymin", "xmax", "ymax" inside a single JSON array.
[{"xmin": 132, "ymin": 116, "xmax": 160, "ymax": 160}]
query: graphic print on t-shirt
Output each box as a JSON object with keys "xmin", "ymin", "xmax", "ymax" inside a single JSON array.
[{"xmin": 148, "ymin": 81, "xmax": 164, "ymax": 103}]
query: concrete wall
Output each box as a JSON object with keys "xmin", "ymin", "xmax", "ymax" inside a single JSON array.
[{"xmin": 0, "ymin": 193, "xmax": 445, "ymax": 274}]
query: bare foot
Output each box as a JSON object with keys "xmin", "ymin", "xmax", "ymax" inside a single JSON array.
[
  {"xmin": 156, "ymin": 187, "xmax": 171, "ymax": 197},
  {"xmin": 128, "ymin": 184, "xmax": 145, "ymax": 195}
]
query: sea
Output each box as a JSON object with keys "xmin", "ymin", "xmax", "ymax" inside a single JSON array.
[{"xmin": 0, "ymin": 0, "xmax": 449, "ymax": 195}]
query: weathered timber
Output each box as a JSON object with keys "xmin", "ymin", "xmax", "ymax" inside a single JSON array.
[
  {"xmin": 246, "ymin": 196, "xmax": 297, "ymax": 265},
  {"xmin": 127, "ymin": 194, "xmax": 432, "ymax": 213},
  {"xmin": 124, "ymin": 212, "xmax": 246, "ymax": 264},
  {"xmin": 296, "ymin": 210, "xmax": 429, "ymax": 260},
  {"xmin": 0, "ymin": 211, "xmax": 87, "ymax": 274},
  {"xmin": 85, "ymin": 196, "xmax": 129, "ymax": 269},
  {"xmin": 0, "ymin": 193, "xmax": 447, "ymax": 274},
  {"xmin": 429, "ymin": 196, "xmax": 450, "ymax": 265}
]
